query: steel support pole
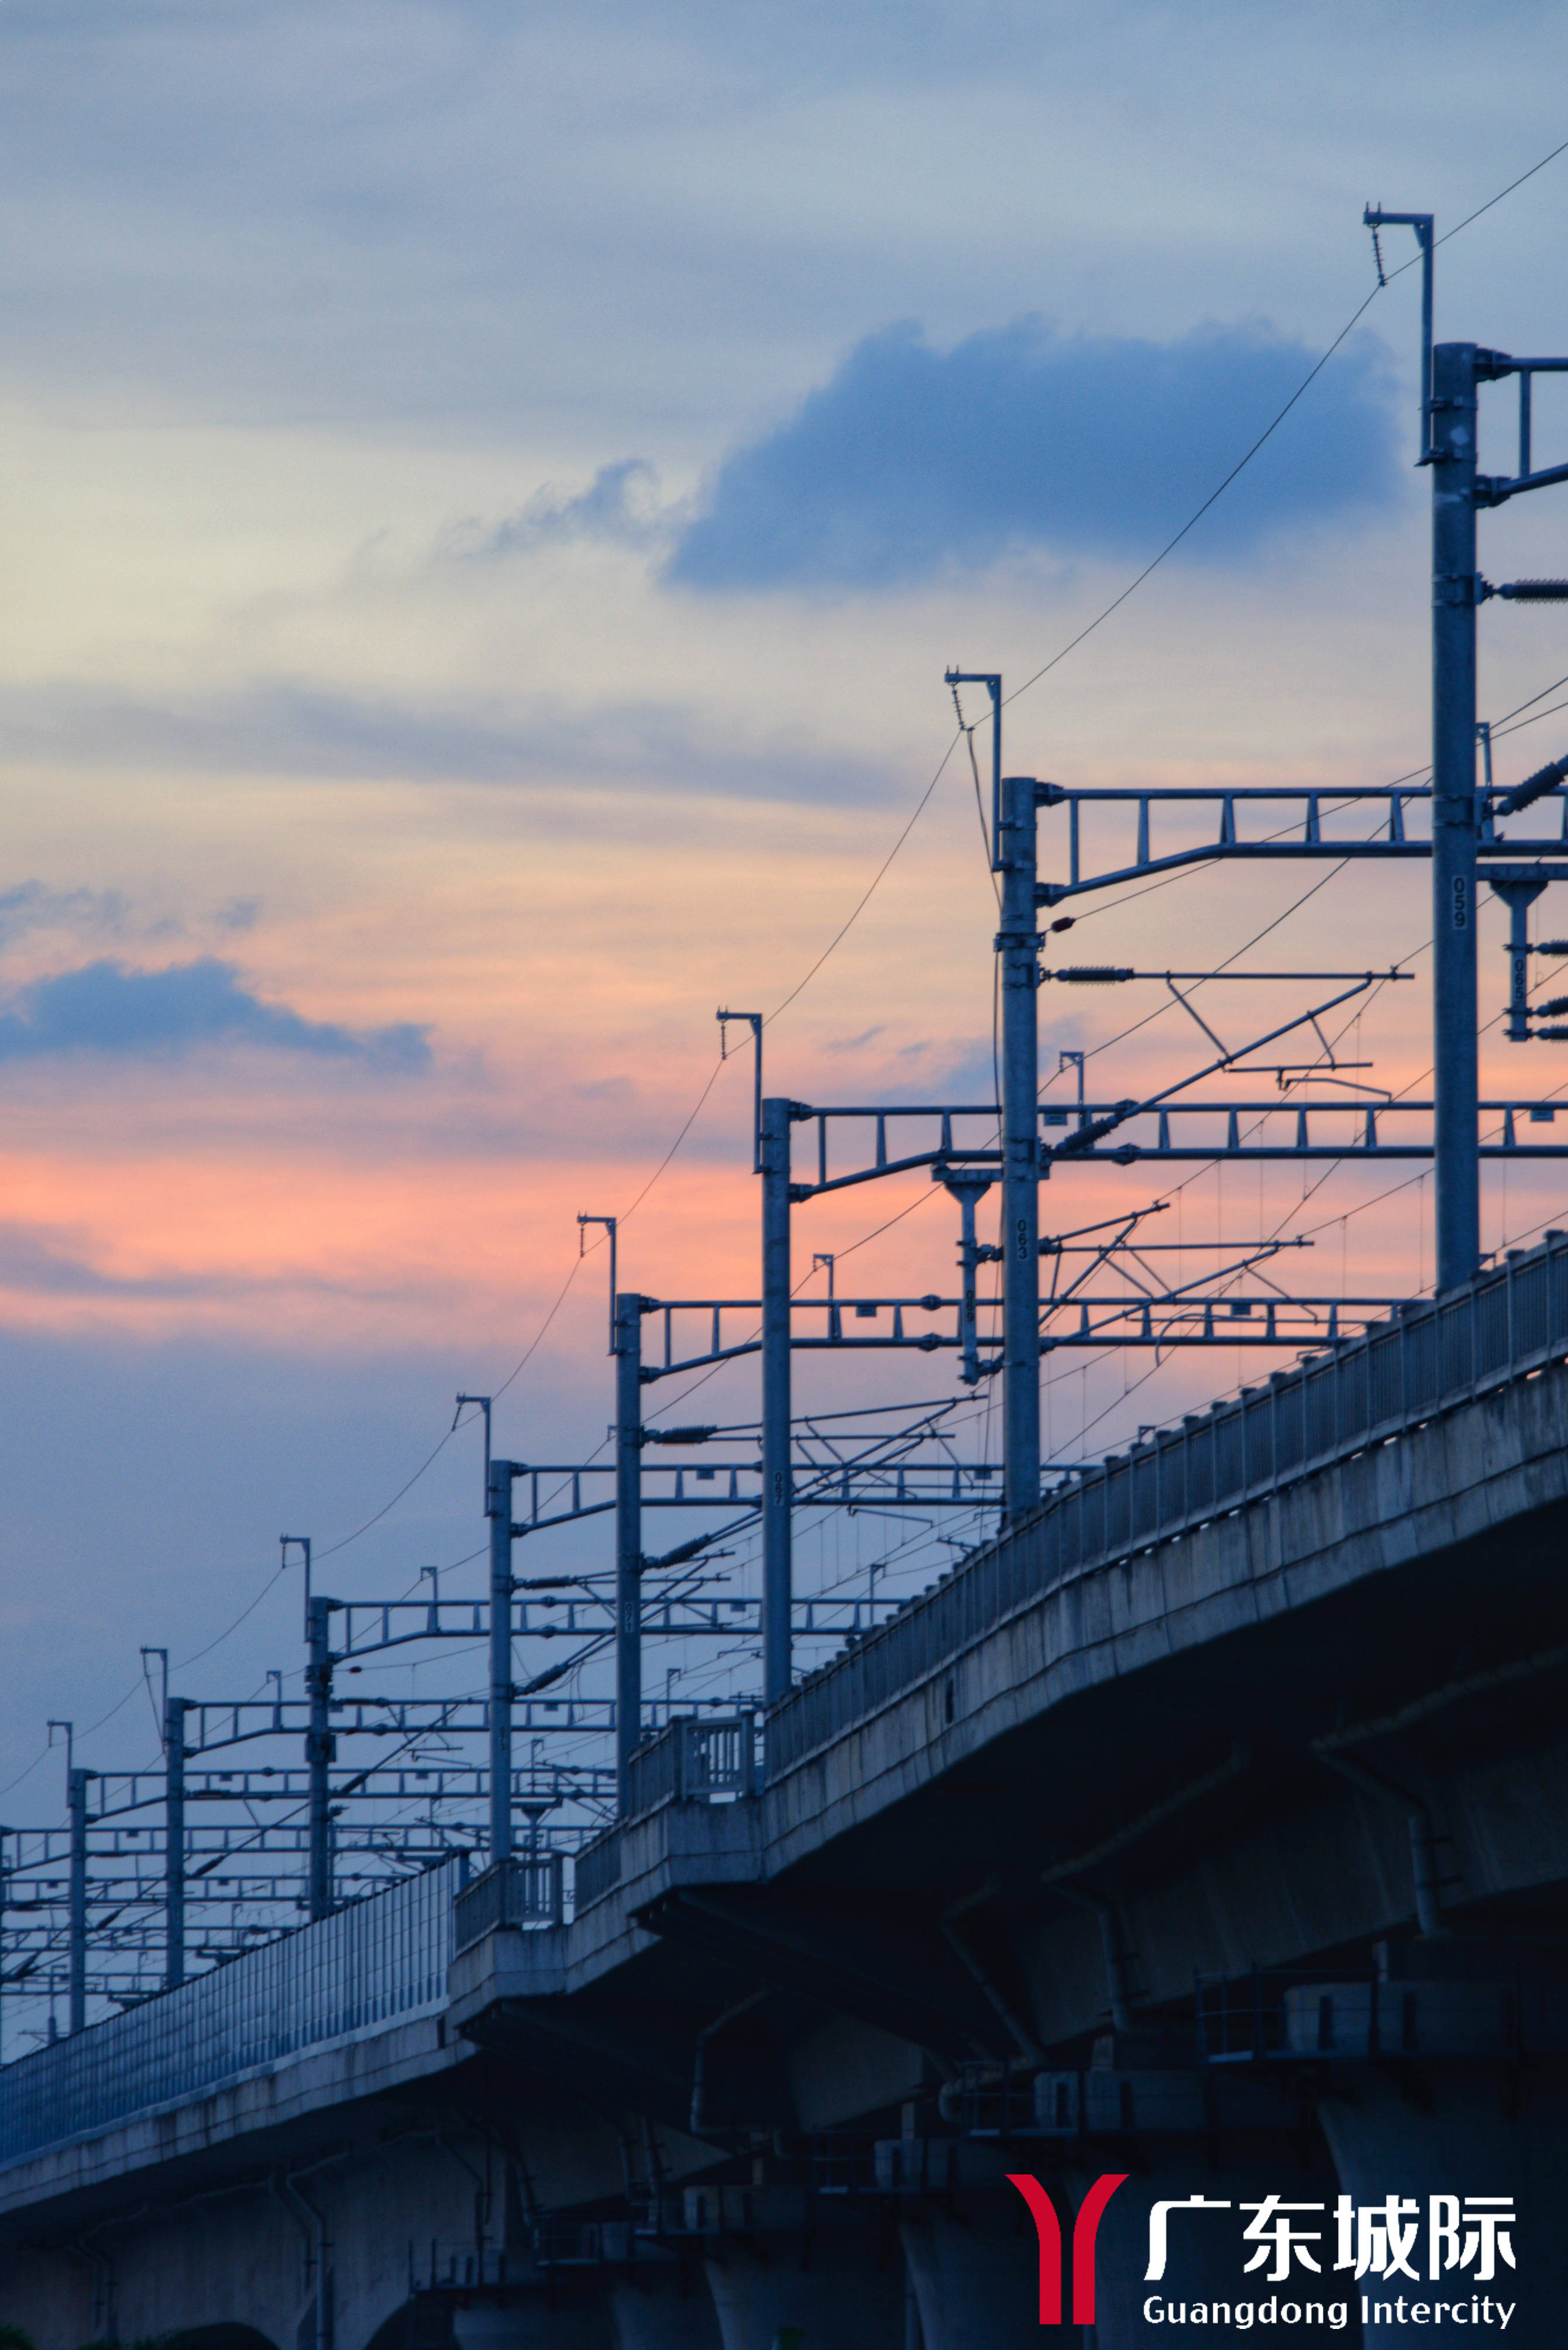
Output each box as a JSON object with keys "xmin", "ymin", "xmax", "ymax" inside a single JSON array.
[
  {"xmin": 614, "ymin": 1293, "xmax": 644, "ymax": 1807},
  {"xmin": 1431, "ymin": 342, "xmax": 1481, "ymax": 1290},
  {"xmin": 305, "ymin": 1595, "xmax": 336, "ymax": 1922},
  {"xmin": 1495, "ymin": 878, "xmax": 1546, "ymax": 1040},
  {"xmin": 943, "ymin": 1173, "xmax": 993, "ymax": 1387},
  {"xmin": 164, "ymin": 1696, "xmax": 189, "ymax": 1991},
  {"xmin": 1000, "ymin": 775, "xmax": 1041, "ymax": 1521},
  {"xmin": 760, "ymin": 1095, "xmax": 793, "ymax": 1705},
  {"xmin": 67, "ymin": 1768, "xmax": 87, "ymax": 2034},
  {"xmin": 488, "ymin": 1458, "xmax": 516, "ymax": 1864}
]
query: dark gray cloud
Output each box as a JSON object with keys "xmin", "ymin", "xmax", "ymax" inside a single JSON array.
[
  {"xmin": 666, "ymin": 317, "xmax": 1402, "ymax": 592},
  {"xmin": 0, "ymin": 958, "xmax": 430, "ymax": 1071}
]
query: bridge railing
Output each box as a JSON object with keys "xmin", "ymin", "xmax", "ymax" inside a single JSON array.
[
  {"xmin": 0, "ymin": 1858, "xmax": 461, "ymax": 2167},
  {"xmin": 452, "ymin": 1851, "xmax": 565, "ymax": 1950},
  {"xmin": 565, "ymin": 1716, "xmax": 759, "ymax": 1899},
  {"xmin": 766, "ymin": 1232, "xmax": 1568, "ymax": 1779},
  {"xmin": 625, "ymin": 1713, "xmax": 758, "ymax": 1815}
]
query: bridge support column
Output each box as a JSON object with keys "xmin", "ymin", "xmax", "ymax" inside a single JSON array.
[
  {"xmin": 607, "ymin": 2260, "xmax": 722, "ymax": 2348},
  {"xmin": 692, "ymin": 2190, "xmax": 901, "ymax": 2349},
  {"xmin": 704, "ymin": 2237, "xmax": 902, "ymax": 2350},
  {"xmin": 1319, "ymin": 2062, "xmax": 1568, "ymax": 2350},
  {"xmin": 899, "ymin": 2194, "xmax": 1040, "ymax": 2349},
  {"xmin": 452, "ymin": 2297, "xmax": 613, "ymax": 2349}
]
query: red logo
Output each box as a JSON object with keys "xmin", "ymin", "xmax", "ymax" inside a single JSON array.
[{"xmin": 1007, "ymin": 2172, "xmax": 1129, "ymax": 2325}]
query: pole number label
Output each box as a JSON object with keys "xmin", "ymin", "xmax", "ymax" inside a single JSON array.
[{"xmin": 1452, "ymin": 875, "xmax": 1469, "ymax": 931}]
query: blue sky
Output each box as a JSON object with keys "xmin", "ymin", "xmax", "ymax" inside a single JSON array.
[{"xmin": 4, "ymin": 0, "xmax": 1568, "ymax": 1839}]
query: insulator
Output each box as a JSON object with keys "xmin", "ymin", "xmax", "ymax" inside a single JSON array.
[
  {"xmin": 1498, "ymin": 753, "xmax": 1568, "ymax": 815},
  {"xmin": 1536, "ymin": 942, "xmax": 1568, "ymax": 956},
  {"xmin": 1048, "ymin": 915, "xmax": 1075, "ymax": 933},
  {"xmin": 1535, "ymin": 996, "xmax": 1568, "ymax": 1018},
  {"xmin": 1532, "ymin": 1026, "xmax": 1568, "ymax": 1042},
  {"xmin": 1497, "ymin": 580, "xmax": 1568, "ymax": 601},
  {"xmin": 1051, "ymin": 966, "xmax": 1133, "ymax": 983}
]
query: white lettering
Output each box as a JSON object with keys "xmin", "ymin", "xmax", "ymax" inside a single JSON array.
[
  {"xmin": 1498, "ymin": 2306, "xmax": 1515, "ymax": 2330},
  {"xmin": 1342, "ymin": 2193, "xmax": 1420, "ymax": 2279},
  {"xmin": 1145, "ymin": 2195, "xmax": 1231, "ymax": 2281},
  {"xmin": 1143, "ymin": 2296, "xmax": 1165, "ymax": 2323},
  {"xmin": 1431, "ymin": 2194, "xmax": 1516, "ymax": 2283},
  {"xmin": 1241, "ymin": 2196, "xmax": 1323, "ymax": 2282}
]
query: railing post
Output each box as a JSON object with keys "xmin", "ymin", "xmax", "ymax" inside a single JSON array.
[
  {"xmin": 760, "ymin": 1097, "xmax": 793, "ymax": 1705},
  {"xmin": 1000, "ymin": 777, "xmax": 1041, "ymax": 1523},
  {"xmin": 488, "ymin": 1458, "xmax": 517, "ymax": 1864},
  {"xmin": 614, "ymin": 1294, "xmax": 644, "ymax": 1808},
  {"xmin": 67, "ymin": 1768, "xmax": 88, "ymax": 2034},
  {"xmin": 1431, "ymin": 341, "xmax": 1481, "ymax": 1292},
  {"xmin": 306, "ymin": 1595, "xmax": 338, "ymax": 1922},
  {"xmin": 165, "ymin": 1696, "xmax": 190, "ymax": 1991}
]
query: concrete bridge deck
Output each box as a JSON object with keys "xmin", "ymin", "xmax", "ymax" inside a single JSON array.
[{"xmin": 6, "ymin": 1239, "xmax": 1568, "ymax": 2346}]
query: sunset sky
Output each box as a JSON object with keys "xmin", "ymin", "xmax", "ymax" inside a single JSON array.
[{"xmin": 4, "ymin": 0, "xmax": 1568, "ymax": 1830}]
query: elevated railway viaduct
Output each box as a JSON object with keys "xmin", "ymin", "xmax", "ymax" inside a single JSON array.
[{"xmin": 5, "ymin": 1243, "xmax": 1568, "ymax": 2348}]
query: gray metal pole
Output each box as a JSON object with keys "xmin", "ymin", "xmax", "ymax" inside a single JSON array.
[
  {"xmin": 760, "ymin": 1096, "xmax": 793, "ymax": 1705},
  {"xmin": 164, "ymin": 1696, "xmax": 189, "ymax": 1991},
  {"xmin": 488, "ymin": 1458, "xmax": 515, "ymax": 1864},
  {"xmin": 67, "ymin": 1768, "xmax": 87, "ymax": 2033},
  {"xmin": 305, "ymin": 1595, "xmax": 336, "ymax": 1922},
  {"xmin": 1000, "ymin": 775, "xmax": 1042, "ymax": 1521},
  {"xmin": 614, "ymin": 1293, "xmax": 644, "ymax": 1806},
  {"xmin": 1431, "ymin": 342, "xmax": 1481, "ymax": 1291}
]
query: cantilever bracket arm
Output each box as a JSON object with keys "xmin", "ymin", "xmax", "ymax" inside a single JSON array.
[{"xmin": 1476, "ymin": 458, "xmax": 1568, "ymax": 507}]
